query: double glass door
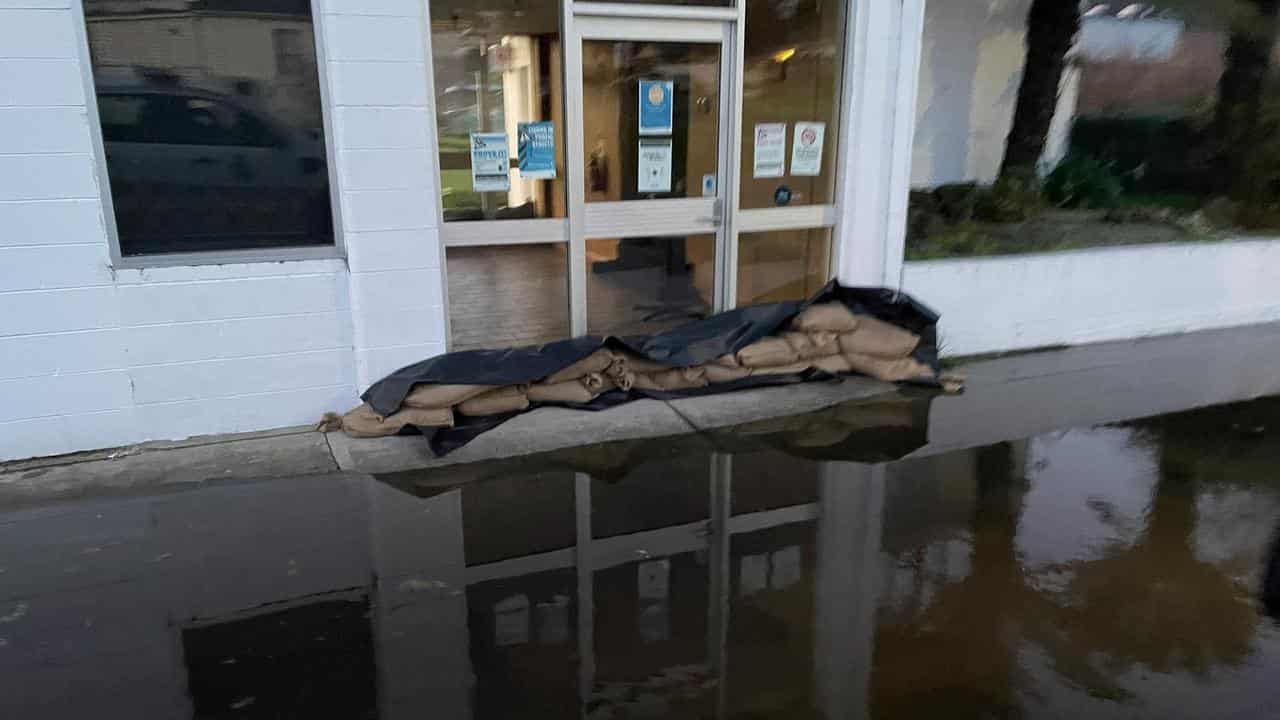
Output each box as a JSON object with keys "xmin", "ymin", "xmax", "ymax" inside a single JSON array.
[{"xmin": 567, "ymin": 15, "xmax": 734, "ymax": 337}]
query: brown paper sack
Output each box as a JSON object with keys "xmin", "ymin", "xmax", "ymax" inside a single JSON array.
[
  {"xmin": 789, "ymin": 302, "xmax": 861, "ymax": 333},
  {"xmin": 543, "ymin": 349, "xmax": 616, "ymax": 385},
  {"xmin": 457, "ymin": 385, "xmax": 531, "ymax": 416},
  {"xmin": 342, "ymin": 403, "xmax": 454, "ymax": 438},
  {"xmin": 736, "ymin": 337, "xmax": 800, "ymax": 368},
  {"xmin": 837, "ymin": 316, "xmax": 920, "ymax": 358},
  {"xmin": 844, "ymin": 353, "xmax": 934, "ymax": 382},
  {"xmin": 403, "ymin": 383, "xmax": 495, "ymax": 410}
]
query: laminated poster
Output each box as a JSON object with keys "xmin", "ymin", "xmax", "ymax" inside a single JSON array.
[
  {"xmin": 753, "ymin": 123, "xmax": 786, "ymax": 178},
  {"xmin": 638, "ymin": 79, "xmax": 675, "ymax": 136},
  {"xmin": 637, "ymin": 137, "xmax": 673, "ymax": 193},
  {"xmin": 517, "ymin": 121, "xmax": 556, "ymax": 180},
  {"xmin": 790, "ymin": 121, "xmax": 825, "ymax": 176},
  {"xmin": 470, "ymin": 132, "xmax": 510, "ymax": 192}
]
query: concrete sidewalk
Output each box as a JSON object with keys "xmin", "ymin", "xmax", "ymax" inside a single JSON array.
[{"xmin": 4, "ymin": 320, "xmax": 1280, "ymax": 508}]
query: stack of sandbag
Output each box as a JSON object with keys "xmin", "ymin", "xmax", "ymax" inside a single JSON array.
[{"xmin": 336, "ymin": 303, "xmax": 936, "ymax": 439}]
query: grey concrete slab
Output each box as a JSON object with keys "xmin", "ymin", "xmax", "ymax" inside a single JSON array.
[
  {"xmin": 328, "ymin": 398, "xmax": 697, "ymax": 475},
  {"xmin": 0, "ymin": 431, "xmax": 337, "ymax": 509},
  {"xmin": 665, "ymin": 377, "xmax": 897, "ymax": 431}
]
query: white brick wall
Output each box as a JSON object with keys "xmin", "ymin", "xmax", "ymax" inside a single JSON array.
[
  {"xmin": 0, "ymin": 1, "xmax": 451, "ymax": 461},
  {"xmin": 321, "ymin": 0, "xmax": 447, "ymax": 391}
]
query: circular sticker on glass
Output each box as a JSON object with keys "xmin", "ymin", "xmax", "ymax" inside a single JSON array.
[
  {"xmin": 774, "ymin": 186, "xmax": 793, "ymax": 206},
  {"xmin": 647, "ymin": 84, "xmax": 666, "ymax": 106}
]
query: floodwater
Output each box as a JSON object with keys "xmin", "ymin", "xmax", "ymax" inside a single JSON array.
[{"xmin": 4, "ymin": 393, "xmax": 1280, "ymax": 718}]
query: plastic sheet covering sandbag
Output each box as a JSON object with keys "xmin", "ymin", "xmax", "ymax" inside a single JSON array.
[{"xmin": 354, "ymin": 281, "xmax": 943, "ymax": 456}]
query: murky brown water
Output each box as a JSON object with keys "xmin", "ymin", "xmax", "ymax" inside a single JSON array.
[{"xmin": 3, "ymin": 394, "xmax": 1280, "ymax": 718}]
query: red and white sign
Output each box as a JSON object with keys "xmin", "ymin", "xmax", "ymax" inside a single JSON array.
[{"xmin": 790, "ymin": 121, "xmax": 825, "ymax": 176}]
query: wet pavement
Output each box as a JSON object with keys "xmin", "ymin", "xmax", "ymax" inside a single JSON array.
[{"xmin": 4, "ymin": 339, "xmax": 1280, "ymax": 718}]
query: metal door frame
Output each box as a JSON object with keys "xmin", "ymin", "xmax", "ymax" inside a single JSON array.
[{"xmin": 563, "ymin": 3, "xmax": 742, "ymax": 335}]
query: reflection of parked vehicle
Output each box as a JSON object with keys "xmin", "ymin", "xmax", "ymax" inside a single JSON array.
[{"xmin": 97, "ymin": 84, "xmax": 331, "ymax": 254}]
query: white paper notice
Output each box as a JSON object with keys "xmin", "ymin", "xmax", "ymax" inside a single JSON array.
[
  {"xmin": 790, "ymin": 121, "xmax": 825, "ymax": 176},
  {"xmin": 469, "ymin": 132, "xmax": 510, "ymax": 192},
  {"xmin": 637, "ymin": 138, "xmax": 673, "ymax": 193},
  {"xmin": 753, "ymin": 123, "xmax": 786, "ymax": 178}
]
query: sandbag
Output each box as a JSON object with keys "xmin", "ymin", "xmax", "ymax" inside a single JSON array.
[
  {"xmin": 782, "ymin": 331, "xmax": 840, "ymax": 360},
  {"xmin": 838, "ymin": 316, "xmax": 920, "ymax": 359},
  {"xmin": 542, "ymin": 349, "xmax": 616, "ymax": 385},
  {"xmin": 403, "ymin": 383, "xmax": 495, "ymax": 410},
  {"xmin": 844, "ymin": 353, "xmax": 933, "ymax": 382},
  {"xmin": 457, "ymin": 385, "xmax": 530, "ymax": 416},
  {"xmin": 632, "ymin": 367, "xmax": 708, "ymax": 392},
  {"xmin": 615, "ymin": 350, "xmax": 674, "ymax": 375},
  {"xmin": 528, "ymin": 375, "xmax": 604, "ymax": 404},
  {"xmin": 342, "ymin": 403, "xmax": 454, "ymax": 438},
  {"xmin": 748, "ymin": 361, "xmax": 813, "ymax": 376},
  {"xmin": 811, "ymin": 354, "xmax": 854, "ymax": 374},
  {"xmin": 737, "ymin": 337, "xmax": 800, "ymax": 369},
  {"xmin": 703, "ymin": 363, "xmax": 753, "ymax": 384},
  {"xmin": 790, "ymin": 302, "xmax": 861, "ymax": 333}
]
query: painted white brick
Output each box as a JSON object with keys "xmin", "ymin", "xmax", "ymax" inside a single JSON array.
[
  {"xmin": 334, "ymin": 107, "xmax": 430, "ymax": 149},
  {"xmin": 60, "ymin": 409, "xmax": 139, "ymax": 451},
  {"xmin": 0, "ymin": 107, "xmax": 92, "ymax": 154},
  {"xmin": 117, "ymin": 273, "xmax": 347, "ymax": 325},
  {"xmin": 0, "ymin": 286, "xmax": 118, "ymax": 335},
  {"xmin": 343, "ymin": 189, "xmax": 434, "ymax": 232},
  {"xmin": 0, "ymin": 199, "xmax": 105, "ymax": 246},
  {"xmin": 339, "ymin": 149, "xmax": 433, "ymax": 191},
  {"xmin": 319, "ymin": 0, "xmax": 422, "ymax": 17},
  {"xmin": 346, "ymin": 229, "xmax": 439, "ymax": 272},
  {"xmin": 0, "ymin": 415, "xmax": 68, "ymax": 461},
  {"xmin": 350, "ymin": 268, "xmax": 444, "ymax": 315},
  {"xmin": 0, "ymin": 154, "xmax": 98, "ymax": 201},
  {"xmin": 354, "ymin": 305, "xmax": 443, "ymax": 348},
  {"xmin": 129, "ymin": 349, "xmax": 353, "ymax": 404},
  {"xmin": 330, "ymin": 62, "xmax": 428, "ymax": 106},
  {"xmin": 0, "ymin": 59, "xmax": 84, "ymax": 106},
  {"xmin": 0, "ymin": 245, "xmax": 111, "ymax": 292},
  {"xmin": 0, "ymin": 329, "xmax": 122, "ymax": 379},
  {"xmin": 0, "ymin": 370, "xmax": 132, "ymax": 423},
  {"xmin": 0, "ymin": 9, "xmax": 78, "ymax": 59},
  {"xmin": 356, "ymin": 342, "xmax": 444, "ymax": 390},
  {"xmin": 122, "ymin": 312, "xmax": 351, "ymax": 366},
  {"xmin": 133, "ymin": 399, "xmax": 231, "ymax": 442},
  {"xmin": 220, "ymin": 384, "xmax": 357, "ymax": 435},
  {"xmin": 0, "ymin": 0, "xmax": 72, "ymax": 9},
  {"xmin": 324, "ymin": 15, "xmax": 425, "ymax": 63}
]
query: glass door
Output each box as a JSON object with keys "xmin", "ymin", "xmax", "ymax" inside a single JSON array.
[{"xmin": 567, "ymin": 15, "xmax": 734, "ymax": 337}]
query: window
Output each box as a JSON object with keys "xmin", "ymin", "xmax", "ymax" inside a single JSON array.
[
  {"xmin": 430, "ymin": 1, "xmax": 566, "ymax": 222},
  {"xmin": 83, "ymin": 0, "xmax": 334, "ymax": 258},
  {"xmin": 739, "ymin": 0, "xmax": 846, "ymax": 209}
]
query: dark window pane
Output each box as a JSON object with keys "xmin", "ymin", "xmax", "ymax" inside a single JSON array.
[{"xmin": 83, "ymin": 0, "xmax": 334, "ymax": 256}]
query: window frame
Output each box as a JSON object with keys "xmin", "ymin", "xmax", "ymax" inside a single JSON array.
[{"xmin": 73, "ymin": 0, "xmax": 346, "ymax": 269}]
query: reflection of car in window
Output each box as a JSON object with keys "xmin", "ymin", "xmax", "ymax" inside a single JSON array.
[{"xmin": 97, "ymin": 84, "xmax": 331, "ymax": 254}]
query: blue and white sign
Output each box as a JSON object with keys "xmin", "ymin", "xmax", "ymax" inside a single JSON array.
[
  {"xmin": 469, "ymin": 132, "xmax": 510, "ymax": 192},
  {"xmin": 638, "ymin": 79, "xmax": 674, "ymax": 136},
  {"xmin": 517, "ymin": 121, "xmax": 556, "ymax": 180}
]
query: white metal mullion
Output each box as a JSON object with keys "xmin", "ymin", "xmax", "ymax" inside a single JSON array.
[
  {"xmin": 573, "ymin": 2, "xmax": 738, "ymax": 22},
  {"xmin": 722, "ymin": 0, "xmax": 747, "ymax": 311},
  {"xmin": 565, "ymin": 0, "xmax": 589, "ymax": 336}
]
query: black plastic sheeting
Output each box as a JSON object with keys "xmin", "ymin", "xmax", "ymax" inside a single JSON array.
[{"xmin": 361, "ymin": 281, "xmax": 940, "ymax": 456}]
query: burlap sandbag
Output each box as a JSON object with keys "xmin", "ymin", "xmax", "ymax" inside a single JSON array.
[
  {"xmin": 632, "ymin": 367, "xmax": 708, "ymax": 392},
  {"xmin": 782, "ymin": 331, "xmax": 840, "ymax": 360},
  {"xmin": 543, "ymin": 349, "xmax": 616, "ymax": 385},
  {"xmin": 837, "ymin": 316, "xmax": 920, "ymax": 359},
  {"xmin": 527, "ymin": 373, "xmax": 611, "ymax": 404},
  {"xmin": 811, "ymin": 354, "xmax": 854, "ymax": 374},
  {"xmin": 403, "ymin": 383, "xmax": 495, "ymax": 410},
  {"xmin": 790, "ymin": 302, "xmax": 861, "ymax": 333},
  {"xmin": 342, "ymin": 403, "xmax": 454, "ymax": 438},
  {"xmin": 844, "ymin": 352, "xmax": 933, "ymax": 382},
  {"xmin": 736, "ymin": 337, "xmax": 800, "ymax": 368},
  {"xmin": 748, "ymin": 360, "xmax": 813, "ymax": 376},
  {"xmin": 457, "ymin": 385, "xmax": 530, "ymax": 416},
  {"xmin": 703, "ymin": 363, "xmax": 752, "ymax": 384}
]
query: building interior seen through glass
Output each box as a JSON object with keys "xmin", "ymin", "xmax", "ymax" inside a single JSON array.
[
  {"xmin": 447, "ymin": 245, "xmax": 571, "ymax": 351},
  {"xmin": 736, "ymin": 228, "xmax": 832, "ymax": 306},
  {"xmin": 430, "ymin": 0, "xmax": 566, "ymax": 222},
  {"xmin": 83, "ymin": 0, "xmax": 333, "ymax": 256},
  {"xmin": 739, "ymin": 0, "xmax": 845, "ymax": 209},
  {"xmin": 586, "ymin": 235, "xmax": 716, "ymax": 337}
]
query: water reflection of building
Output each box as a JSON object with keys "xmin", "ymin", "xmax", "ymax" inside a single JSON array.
[{"xmin": 6, "ymin": 397, "xmax": 1280, "ymax": 718}]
